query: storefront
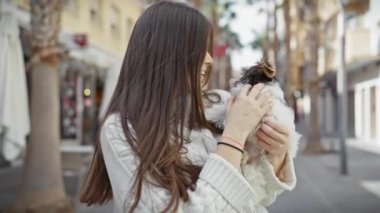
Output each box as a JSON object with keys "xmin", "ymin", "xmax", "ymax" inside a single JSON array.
[
  {"xmin": 339, "ymin": 58, "xmax": 380, "ymax": 144},
  {"xmin": 354, "ymin": 77, "xmax": 380, "ymax": 144},
  {"xmin": 60, "ymin": 59, "xmax": 106, "ymax": 145},
  {"xmin": 308, "ymin": 58, "xmax": 380, "ymax": 144}
]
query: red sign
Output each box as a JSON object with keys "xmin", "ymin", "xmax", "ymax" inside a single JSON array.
[
  {"xmin": 213, "ymin": 44, "xmax": 229, "ymax": 57},
  {"xmin": 73, "ymin": 34, "xmax": 88, "ymax": 48}
]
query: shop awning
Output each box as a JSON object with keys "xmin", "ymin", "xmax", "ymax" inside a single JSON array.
[{"xmin": 0, "ymin": 12, "xmax": 30, "ymax": 161}]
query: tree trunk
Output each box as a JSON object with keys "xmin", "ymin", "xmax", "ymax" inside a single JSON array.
[
  {"xmin": 210, "ymin": 0, "xmax": 221, "ymax": 90},
  {"xmin": 263, "ymin": 1, "xmax": 271, "ymax": 60},
  {"xmin": 303, "ymin": 0, "xmax": 324, "ymax": 154},
  {"xmin": 273, "ymin": 3, "xmax": 280, "ymax": 74},
  {"xmin": 284, "ymin": 0, "xmax": 294, "ymax": 107},
  {"xmin": 7, "ymin": 0, "xmax": 73, "ymax": 212}
]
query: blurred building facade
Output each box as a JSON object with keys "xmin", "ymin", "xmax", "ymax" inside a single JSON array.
[
  {"xmin": 192, "ymin": 0, "xmax": 233, "ymax": 90},
  {"xmin": 267, "ymin": 0, "xmax": 380, "ymax": 145},
  {"xmin": 147, "ymin": 0, "xmax": 233, "ymax": 89},
  {"xmin": 2, "ymin": 0, "xmax": 143, "ymax": 145},
  {"xmin": 2, "ymin": 0, "xmax": 232, "ymax": 149},
  {"xmin": 318, "ymin": 0, "xmax": 380, "ymax": 144}
]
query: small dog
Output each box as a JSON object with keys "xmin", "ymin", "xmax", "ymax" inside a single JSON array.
[{"xmin": 204, "ymin": 60, "xmax": 301, "ymax": 205}]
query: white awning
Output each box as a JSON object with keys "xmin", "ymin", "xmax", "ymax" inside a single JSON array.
[{"xmin": 0, "ymin": 12, "xmax": 30, "ymax": 161}]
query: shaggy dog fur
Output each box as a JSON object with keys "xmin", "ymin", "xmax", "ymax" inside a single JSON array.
[{"xmin": 200, "ymin": 60, "xmax": 301, "ymax": 206}]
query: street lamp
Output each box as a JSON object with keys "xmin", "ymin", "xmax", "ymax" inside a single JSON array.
[{"xmin": 337, "ymin": 0, "xmax": 348, "ymax": 175}]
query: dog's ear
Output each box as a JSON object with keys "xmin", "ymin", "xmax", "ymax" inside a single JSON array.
[
  {"xmin": 262, "ymin": 61, "xmax": 276, "ymax": 79},
  {"xmin": 239, "ymin": 59, "xmax": 276, "ymax": 85}
]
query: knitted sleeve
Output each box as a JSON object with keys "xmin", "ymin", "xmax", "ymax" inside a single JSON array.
[
  {"xmin": 100, "ymin": 115, "xmax": 257, "ymax": 213},
  {"xmin": 242, "ymin": 154, "xmax": 296, "ymax": 209}
]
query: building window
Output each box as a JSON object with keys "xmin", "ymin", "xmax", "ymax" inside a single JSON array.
[
  {"xmin": 110, "ymin": 5, "xmax": 121, "ymax": 38},
  {"xmin": 90, "ymin": 0, "xmax": 102, "ymax": 25}
]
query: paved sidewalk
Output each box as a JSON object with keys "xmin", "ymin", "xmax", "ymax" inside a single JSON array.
[
  {"xmin": 1, "ymin": 139, "xmax": 380, "ymax": 212},
  {"xmin": 268, "ymin": 142, "xmax": 380, "ymax": 213},
  {"xmin": 0, "ymin": 167, "xmax": 112, "ymax": 212}
]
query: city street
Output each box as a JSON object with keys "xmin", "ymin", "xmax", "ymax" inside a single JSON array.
[
  {"xmin": 269, "ymin": 140, "xmax": 380, "ymax": 213},
  {"xmin": 1, "ymin": 0, "xmax": 379, "ymax": 212},
  {"xmin": 0, "ymin": 140, "xmax": 379, "ymax": 212}
]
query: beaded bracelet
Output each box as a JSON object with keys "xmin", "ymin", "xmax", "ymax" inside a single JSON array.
[{"xmin": 217, "ymin": 142, "xmax": 244, "ymax": 154}]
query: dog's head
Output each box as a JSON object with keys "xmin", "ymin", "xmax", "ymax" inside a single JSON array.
[
  {"xmin": 204, "ymin": 59, "xmax": 301, "ymax": 157},
  {"xmin": 238, "ymin": 59, "xmax": 277, "ymax": 86}
]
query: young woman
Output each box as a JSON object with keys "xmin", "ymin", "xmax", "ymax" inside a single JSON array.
[{"xmin": 80, "ymin": 1, "xmax": 295, "ymax": 212}]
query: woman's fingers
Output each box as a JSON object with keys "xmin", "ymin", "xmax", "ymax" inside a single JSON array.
[
  {"xmin": 248, "ymin": 83, "xmax": 265, "ymax": 99},
  {"xmin": 263, "ymin": 102, "xmax": 273, "ymax": 114},
  {"xmin": 258, "ymin": 92, "xmax": 272, "ymax": 108},
  {"xmin": 257, "ymin": 139, "xmax": 272, "ymax": 152},
  {"xmin": 261, "ymin": 123, "xmax": 286, "ymax": 144},
  {"xmin": 223, "ymin": 83, "xmax": 275, "ymax": 143},
  {"xmin": 263, "ymin": 118, "xmax": 290, "ymax": 135},
  {"xmin": 237, "ymin": 84, "xmax": 272, "ymax": 111},
  {"xmin": 257, "ymin": 129, "xmax": 285, "ymax": 154},
  {"xmin": 257, "ymin": 129, "xmax": 277, "ymax": 145},
  {"xmin": 239, "ymin": 84, "xmax": 252, "ymax": 97}
]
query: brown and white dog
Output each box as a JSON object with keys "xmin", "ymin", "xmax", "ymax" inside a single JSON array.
[{"xmin": 202, "ymin": 60, "xmax": 301, "ymax": 205}]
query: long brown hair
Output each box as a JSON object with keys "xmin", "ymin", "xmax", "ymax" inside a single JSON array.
[{"xmin": 80, "ymin": 1, "xmax": 213, "ymax": 212}]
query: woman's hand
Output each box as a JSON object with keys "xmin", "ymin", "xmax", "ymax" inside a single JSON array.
[
  {"xmin": 223, "ymin": 84, "xmax": 272, "ymax": 145},
  {"xmin": 256, "ymin": 118, "xmax": 290, "ymax": 177},
  {"xmin": 217, "ymin": 84, "xmax": 272, "ymax": 168}
]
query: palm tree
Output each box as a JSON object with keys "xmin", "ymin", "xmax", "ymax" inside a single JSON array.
[
  {"xmin": 8, "ymin": 0, "xmax": 73, "ymax": 212},
  {"xmin": 284, "ymin": 0, "xmax": 293, "ymax": 104},
  {"xmin": 273, "ymin": 2, "xmax": 280, "ymax": 75},
  {"xmin": 303, "ymin": 0, "xmax": 324, "ymax": 153}
]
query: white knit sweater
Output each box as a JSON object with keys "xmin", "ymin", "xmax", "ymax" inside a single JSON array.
[{"xmin": 101, "ymin": 114, "xmax": 296, "ymax": 213}]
